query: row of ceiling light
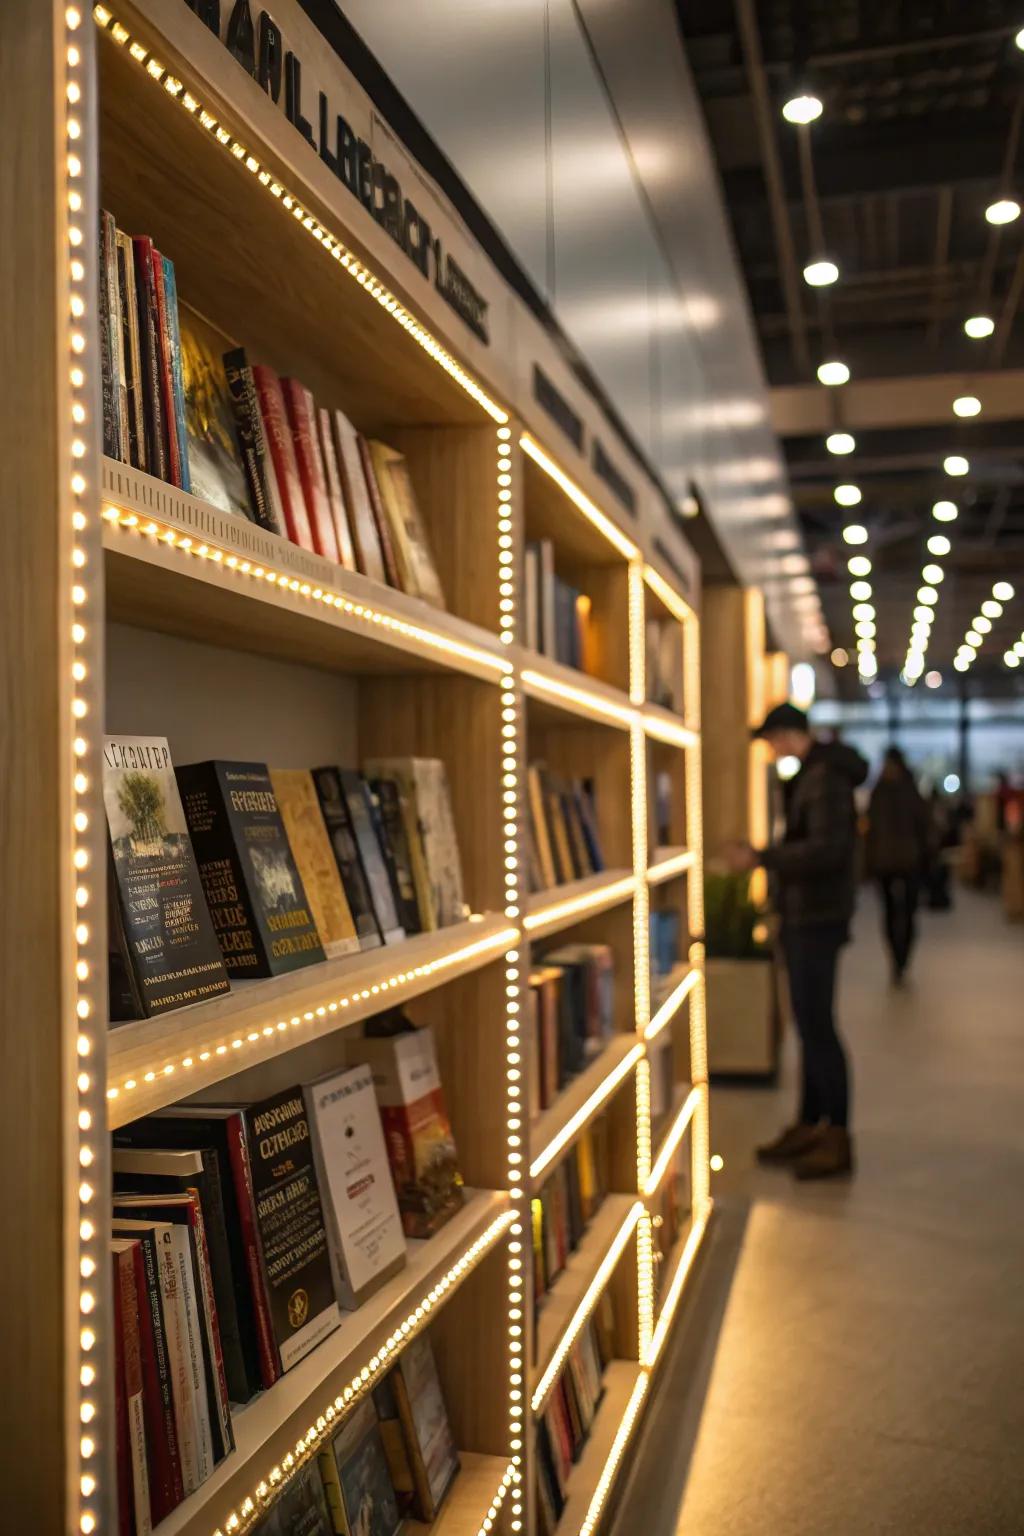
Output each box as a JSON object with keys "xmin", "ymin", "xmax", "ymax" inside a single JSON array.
[{"xmin": 952, "ymin": 582, "xmax": 1016, "ymax": 672}]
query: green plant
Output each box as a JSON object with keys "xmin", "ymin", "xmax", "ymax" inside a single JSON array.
[{"xmin": 704, "ymin": 870, "xmax": 770, "ymax": 959}]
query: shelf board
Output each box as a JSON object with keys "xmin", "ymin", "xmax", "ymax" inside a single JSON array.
[
  {"xmin": 530, "ymin": 1035, "xmax": 642, "ymax": 1183},
  {"xmin": 406, "ymin": 1452, "xmax": 511, "ymax": 1536},
  {"xmin": 521, "ymin": 441, "xmax": 636, "ymax": 568},
  {"xmin": 107, "ymin": 913, "xmax": 516, "ymax": 1127},
  {"xmin": 520, "ymin": 652, "xmax": 634, "ymax": 731},
  {"xmin": 532, "ymin": 1195, "xmax": 637, "ymax": 1397},
  {"xmin": 646, "ymin": 846, "xmax": 695, "ymax": 886},
  {"xmin": 649, "ymin": 1080, "xmax": 695, "ymax": 1169},
  {"xmin": 523, "ymin": 870, "xmax": 636, "ymax": 941},
  {"xmin": 157, "ymin": 1190, "xmax": 511, "ymax": 1536},
  {"xmin": 641, "ymin": 702, "xmax": 697, "ymax": 749},
  {"xmin": 552, "ymin": 1360, "xmax": 647, "ymax": 1536},
  {"xmin": 101, "ymin": 460, "xmax": 509, "ymax": 683},
  {"xmin": 646, "ymin": 963, "xmax": 697, "ymax": 1045}
]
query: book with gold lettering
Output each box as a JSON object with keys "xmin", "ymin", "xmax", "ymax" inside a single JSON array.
[
  {"xmin": 176, "ymin": 760, "xmax": 325, "ymax": 978},
  {"xmin": 367, "ymin": 441, "xmax": 446, "ymax": 609},
  {"xmin": 269, "ymin": 769, "xmax": 361, "ymax": 959}
]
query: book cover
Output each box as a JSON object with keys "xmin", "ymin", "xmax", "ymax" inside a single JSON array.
[
  {"xmin": 358, "ymin": 1026, "xmax": 463, "ymax": 1239},
  {"xmin": 368, "ymin": 778, "xmax": 422, "ymax": 935},
  {"xmin": 176, "ymin": 760, "xmax": 325, "ymax": 978},
  {"xmin": 112, "ymin": 1238, "xmax": 153, "ymax": 1535},
  {"xmin": 178, "ymin": 303, "xmax": 251, "ymax": 518},
  {"xmin": 311, "ymin": 767, "xmax": 384, "ymax": 951},
  {"xmin": 254, "ymin": 1459, "xmax": 334, "ymax": 1535},
  {"xmin": 320, "ymin": 1398, "xmax": 402, "ymax": 1536},
  {"xmin": 121, "ymin": 1224, "xmax": 185, "ymax": 1522},
  {"xmin": 336, "ymin": 771, "xmax": 405, "ymax": 945},
  {"xmin": 317, "ymin": 406, "xmax": 357, "ymax": 571},
  {"xmin": 572, "ymin": 782, "xmax": 604, "ymax": 873},
  {"xmin": 244, "ymin": 1086, "xmax": 340, "ymax": 1371},
  {"xmin": 99, "ymin": 209, "xmax": 125, "ymax": 460},
  {"xmin": 357, "ymin": 433, "xmax": 401, "ymax": 586},
  {"xmin": 392, "ymin": 1333, "xmax": 460, "ymax": 1520},
  {"xmin": 367, "ymin": 442, "xmax": 446, "ymax": 609},
  {"xmin": 116, "ymin": 229, "xmax": 146, "ymax": 471},
  {"xmin": 253, "ymin": 364, "xmax": 316, "ymax": 551},
  {"xmin": 281, "ymin": 378, "xmax": 341, "ymax": 562},
  {"xmin": 103, "ymin": 736, "xmax": 231, "ymax": 1021},
  {"xmin": 222, "ymin": 345, "xmax": 288, "ymax": 533},
  {"xmin": 331, "ymin": 409, "xmax": 387, "ymax": 583},
  {"xmin": 269, "ymin": 769, "xmax": 361, "ymax": 959},
  {"xmin": 363, "ymin": 759, "xmax": 465, "ymax": 929},
  {"xmin": 527, "ymin": 766, "xmax": 558, "ymax": 890},
  {"xmin": 132, "ymin": 236, "xmax": 169, "ymax": 482},
  {"xmin": 305, "ymin": 1063, "xmax": 407, "ymax": 1310},
  {"xmin": 158, "ymin": 253, "xmax": 190, "ymax": 490},
  {"xmin": 371, "ymin": 1374, "xmax": 416, "ymax": 1508},
  {"xmin": 149, "ymin": 246, "xmax": 182, "ymax": 486}
]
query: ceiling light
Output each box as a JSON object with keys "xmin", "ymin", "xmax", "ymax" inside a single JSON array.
[
  {"xmin": 966, "ymin": 628, "xmax": 982, "ymax": 646},
  {"xmin": 982, "ymin": 599, "xmax": 1003, "ymax": 619},
  {"xmin": 804, "ymin": 259, "xmax": 839, "ymax": 287},
  {"xmin": 783, "ymin": 93, "xmax": 823, "ymax": 125},
  {"xmin": 830, "ymin": 646, "xmax": 849, "ymax": 667},
  {"xmin": 859, "ymin": 654, "xmax": 878, "ymax": 678},
  {"xmin": 859, "ymin": 637, "xmax": 876, "ymax": 652},
  {"xmin": 847, "ymin": 555, "xmax": 872, "ymax": 577},
  {"xmin": 1014, "ymin": 641, "xmax": 1024, "ymax": 657},
  {"xmin": 924, "ymin": 671, "xmax": 942, "ymax": 689},
  {"xmin": 1005, "ymin": 651, "xmax": 1020, "ymax": 668},
  {"xmin": 913, "ymin": 605, "xmax": 933, "ymax": 623},
  {"xmin": 852, "ymin": 602, "xmax": 875, "ymax": 620},
  {"xmin": 933, "ymin": 500, "xmax": 959, "ymax": 520},
  {"xmin": 993, "ymin": 581, "xmax": 1015, "ymax": 601},
  {"xmin": 954, "ymin": 656, "xmax": 970, "ymax": 672},
  {"xmin": 964, "ymin": 315, "xmax": 995, "ymax": 339},
  {"xmin": 817, "ymin": 360, "xmax": 849, "ymax": 386},
  {"xmin": 927, "ymin": 534, "xmax": 951, "ymax": 556},
  {"xmin": 953, "ymin": 395, "xmax": 982, "ymax": 418},
  {"xmin": 921, "ymin": 564, "xmax": 945, "ymax": 584},
  {"xmin": 850, "ymin": 580, "xmax": 872, "ymax": 600},
  {"xmin": 944, "ymin": 456, "xmax": 969, "ymax": 477},
  {"xmin": 856, "ymin": 620, "xmax": 876, "ymax": 638},
  {"xmin": 835, "ymin": 485, "xmax": 863, "ymax": 508},
  {"xmin": 974, "ymin": 616, "xmax": 992, "ymax": 633},
  {"xmin": 842, "ymin": 522, "xmax": 868, "ymax": 543},
  {"xmin": 826, "ymin": 432, "xmax": 855, "ymax": 455},
  {"xmin": 985, "ymin": 198, "xmax": 1020, "ymax": 225},
  {"xmin": 1017, "ymin": 26, "xmax": 1024, "ymax": 49},
  {"xmin": 917, "ymin": 586, "xmax": 938, "ymax": 605}
]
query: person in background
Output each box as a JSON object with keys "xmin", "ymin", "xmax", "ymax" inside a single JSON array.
[
  {"xmin": 994, "ymin": 770, "xmax": 1014, "ymax": 833},
  {"xmin": 924, "ymin": 788, "xmax": 954, "ymax": 911},
  {"xmin": 865, "ymin": 747, "xmax": 929, "ymax": 983},
  {"xmin": 727, "ymin": 703, "xmax": 867, "ymax": 1180}
]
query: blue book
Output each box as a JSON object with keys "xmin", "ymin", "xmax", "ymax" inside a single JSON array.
[{"xmin": 161, "ymin": 255, "xmax": 191, "ymax": 493}]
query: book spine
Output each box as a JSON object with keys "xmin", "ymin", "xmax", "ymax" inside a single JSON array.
[
  {"xmin": 187, "ymin": 1199, "xmax": 234, "ymax": 1460},
  {"xmin": 131, "ymin": 1238, "xmax": 183, "ymax": 1524},
  {"xmin": 171, "ymin": 1230, "xmax": 215, "ymax": 1485},
  {"xmin": 161, "ymin": 256, "xmax": 191, "ymax": 493},
  {"xmin": 113, "ymin": 1258, "xmax": 133, "ymax": 1536},
  {"xmin": 99, "ymin": 211, "xmax": 123, "ymax": 460},
  {"xmin": 318, "ymin": 1448, "xmax": 351, "ymax": 1534},
  {"xmin": 153, "ymin": 1229, "xmax": 201, "ymax": 1494},
  {"xmin": 252, "ymin": 365, "xmax": 316, "ymax": 551},
  {"xmin": 317, "ymin": 406, "xmax": 357, "ymax": 569},
  {"xmin": 357, "ymin": 433, "xmax": 401, "ymax": 586},
  {"xmin": 149, "ymin": 248, "xmax": 182, "ymax": 486},
  {"xmin": 224, "ymin": 1114, "xmax": 281, "ymax": 1387},
  {"xmin": 221, "ymin": 348, "xmax": 286, "ymax": 534},
  {"xmin": 116, "ymin": 232, "xmax": 146, "ymax": 471},
  {"xmin": 117, "ymin": 1247, "xmax": 153, "ymax": 1534},
  {"xmin": 132, "ymin": 236, "xmax": 168, "ymax": 481},
  {"xmin": 281, "ymin": 378, "xmax": 340, "ymax": 561}
]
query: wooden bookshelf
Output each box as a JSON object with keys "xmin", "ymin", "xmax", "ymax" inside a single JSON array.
[
  {"xmin": 532, "ymin": 1195, "xmax": 638, "ymax": 1396},
  {"xmin": 406, "ymin": 1453, "xmax": 512, "ymax": 1536},
  {"xmin": 550, "ymin": 1362, "xmax": 645, "ymax": 1536},
  {"xmin": 523, "ymin": 870, "xmax": 636, "ymax": 941},
  {"xmin": 530, "ymin": 1037, "xmax": 643, "ymax": 1183}
]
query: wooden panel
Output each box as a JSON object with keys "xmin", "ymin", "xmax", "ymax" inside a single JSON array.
[
  {"xmin": 429, "ymin": 1245, "xmax": 511, "ymax": 1453},
  {"xmin": 700, "ymin": 582, "xmax": 754, "ymax": 858},
  {"xmin": 406, "ymin": 1452, "xmax": 510, "ymax": 1536},
  {"xmin": 528, "ymin": 717, "xmax": 632, "ymax": 870},
  {"xmin": 522, "ymin": 455, "xmax": 627, "ymax": 568}
]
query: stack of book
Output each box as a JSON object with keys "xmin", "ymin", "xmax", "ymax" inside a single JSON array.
[
  {"xmin": 526, "ymin": 765, "xmax": 604, "ymax": 894},
  {"xmin": 111, "ymin": 1022, "xmax": 462, "ymax": 1526},
  {"xmin": 103, "ymin": 737, "xmax": 465, "ymax": 1024},
  {"xmin": 527, "ymin": 946, "xmax": 614, "ymax": 1114},
  {"xmin": 535, "ymin": 1302, "xmax": 614, "ymax": 1534},
  {"xmin": 531, "ymin": 1124, "xmax": 607, "ymax": 1309},
  {"xmin": 523, "ymin": 540, "xmax": 596, "ymax": 673},
  {"xmin": 99, "ymin": 214, "xmax": 446, "ymax": 606}
]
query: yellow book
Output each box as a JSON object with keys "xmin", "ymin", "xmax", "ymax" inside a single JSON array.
[
  {"xmin": 269, "ymin": 769, "xmax": 360, "ymax": 957},
  {"xmin": 368, "ymin": 440, "xmax": 446, "ymax": 609}
]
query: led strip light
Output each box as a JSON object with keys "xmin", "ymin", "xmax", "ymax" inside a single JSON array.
[
  {"xmin": 642, "ymin": 710, "xmax": 698, "ymax": 749},
  {"xmin": 523, "ymin": 873, "xmax": 638, "ymax": 934},
  {"xmin": 644, "ymin": 1203, "xmax": 712, "ymax": 1368},
  {"xmin": 577, "ymin": 1370, "xmax": 651, "ymax": 1536},
  {"xmin": 475, "ymin": 1459, "xmax": 517, "ymax": 1536},
  {"xmin": 643, "ymin": 564, "xmax": 694, "ymax": 625},
  {"xmin": 646, "ymin": 848, "xmax": 695, "ymax": 885},
  {"xmin": 628, "ymin": 563, "xmax": 655, "ymax": 1355},
  {"xmin": 519, "ymin": 434, "xmax": 639, "ymax": 561},
  {"xmin": 529, "ymin": 1044, "xmax": 644, "ymax": 1182},
  {"xmin": 520, "ymin": 668, "xmax": 635, "ymax": 729},
  {"xmin": 644, "ymin": 967, "xmax": 699, "ymax": 1043},
  {"xmin": 643, "ymin": 1087, "xmax": 701, "ymax": 1197}
]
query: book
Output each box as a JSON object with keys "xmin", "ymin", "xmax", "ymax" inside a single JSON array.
[
  {"xmin": 371, "ymin": 1374, "xmax": 416, "ymax": 1510},
  {"xmin": 392, "ymin": 1333, "xmax": 459, "ymax": 1520},
  {"xmin": 282, "ymin": 377, "xmax": 341, "ymax": 562},
  {"xmin": 368, "ymin": 778, "xmax": 421, "ymax": 935},
  {"xmin": 159, "ymin": 253, "xmax": 191, "ymax": 490},
  {"xmin": 333, "ymin": 770, "xmax": 405, "ymax": 945},
  {"xmin": 132, "ymin": 235, "xmax": 169, "ymax": 481},
  {"xmin": 367, "ymin": 441, "xmax": 446, "ymax": 608},
  {"xmin": 312, "ymin": 767, "xmax": 384, "ymax": 951},
  {"xmin": 269, "ymin": 769, "xmax": 361, "ymax": 959},
  {"xmin": 317, "ymin": 406, "xmax": 357, "ymax": 571},
  {"xmin": 253, "ymin": 363, "xmax": 316, "ymax": 551},
  {"xmin": 112, "ymin": 1238, "xmax": 153, "ymax": 1535},
  {"xmin": 358, "ymin": 1024, "xmax": 463, "ymax": 1239},
  {"xmin": 178, "ymin": 304, "xmax": 251, "ymax": 518},
  {"xmin": 223, "ymin": 345, "xmax": 288, "ymax": 533},
  {"xmin": 149, "ymin": 246, "xmax": 182, "ymax": 486},
  {"xmin": 357, "ymin": 434, "xmax": 401, "ymax": 586},
  {"xmin": 363, "ymin": 758, "xmax": 465, "ymax": 929},
  {"xmin": 99, "ymin": 210, "xmax": 125, "ymax": 460},
  {"xmin": 103, "ymin": 735, "xmax": 231, "ymax": 1021},
  {"xmin": 116, "ymin": 229, "xmax": 147, "ymax": 471},
  {"xmin": 524, "ymin": 543, "xmax": 539, "ymax": 652},
  {"xmin": 254, "ymin": 1459, "xmax": 334, "ymax": 1535},
  {"xmin": 542, "ymin": 943, "xmax": 614, "ymax": 1068},
  {"xmin": 176, "ymin": 759, "xmax": 325, "ymax": 978},
  {"xmin": 305, "ymin": 1063, "xmax": 407, "ymax": 1310},
  {"xmin": 120, "ymin": 1224, "xmax": 185, "ymax": 1523},
  {"xmin": 331, "ymin": 409, "xmax": 387, "ymax": 583},
  {"xmin": 527, "ymin": 766, "xmax": 558, "ymax": 889},
  {"xmin": 319, "ymin": 1397, "xmax": 403, "ymax": 1536}
]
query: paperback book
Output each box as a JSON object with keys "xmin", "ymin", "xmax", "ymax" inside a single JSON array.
[
  {"xmin": 270, "ymin": 768, "xmax": 362, "ymax": 959},
  {"xmin": 392, "ymin": 1332, "xmax": 460, "ymax": 1520},
  {"xmin": 178, "ymin": 303, "xmax": 252, "ymax": 518},
  {"xmin": 363, "ymin": 758, "xmax": 465, "ymax": 929},
  {"xmin": 319, "ymin": 1397, "xmax": 403, "ymax": 1536}
]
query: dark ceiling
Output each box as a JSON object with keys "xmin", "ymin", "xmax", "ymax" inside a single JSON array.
[{"xmin": 678, "ymin": 0, "xmax": 1024, "ymax": 693}]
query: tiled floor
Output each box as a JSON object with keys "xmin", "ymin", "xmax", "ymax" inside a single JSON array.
[{"xmin": 609, "ymin": 887, "xmax": 1024, "ymax": 1535}]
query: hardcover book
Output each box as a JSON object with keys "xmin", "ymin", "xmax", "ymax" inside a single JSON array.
[
  {"xmin": 392, "ymin": 1332, "xmax": 460, "ymax": 1520},
  {"xmin": 331, "ymin": 409, "xmax": 387, "ymax": 583},
  {"xmin": 357, "ymin": 433, "xmax": 401, "ymax": 587},
  {"xmin": 282, "ymin": 378, "xmax": 341, "ymax": 562},
  {"xmin": 132, "ymin": 235, "xmax": 169, "ymax": 481},
  {"xmin": 317, "ymin": 406, "xmax": 357, "ymax": 570},
  {"xmin": 312, "ymin": 767, "xmax": 384, "ymax": 951},
  {"xmin": 363, "ymin": 758, "xmax": 466, "ymax": 928},
  {"xmin": 305, "ymin": 1063, "xmax": 407, "ymax": 1310},
  {"xmin": 368, "ymin": 778, "xmax": 421, "ymax": 935},
  {"xmin": 319, "ymin": 1397, "xmax": 403, "ymax": 1536},
  {"xmin": 253, "ymin": 363, "xmax": 316, "ymax": 551},
  {"xmin": 178, "ymin": 305, "xmax": 251, "ymax": 518},
  {"xmin": 334, "ymin": 770, "xmax": 405, "ymax": 945},
  {"xmin": 116, "ymin": 229, "xmax": 146, "ymax": 471},
  {"xmin": 150, "ymin": 249, "xmax": 184, "ymax": 488},
  {"xmin": 161, "ymin": 255, "xmax": 191, "ymax": 493},
  {"xmin": 103, "ymin": 735, "xmax": 231, "ymax": 1021},
  {"xmin": 254, "ymin": 1459, "xmax": 334, "ymax": 1535},
  {"xmin": 99, "ymin": 209, "xmax": 126, "ymax": 461},
  {"xmin": 269, "ymin": 769, "xmax": 361, "ymax": 959},
  {"xmin": 367, "ymin": 441, "xmax": 446, "ymax": 608},
  {"xmin": 112, "ymin": 1238, "xmax": 152, "ymax": 1535},
  {"xmin": 223, "ymin": 345, "xmax": 288, "ymax": 534},
  {"xmin": 176, "ymin": 760, "xmax": 325, "ymax": 978},
  {"xmin": 115, "ymin": 1224, "xmax": 184, "ymax": 1523}
]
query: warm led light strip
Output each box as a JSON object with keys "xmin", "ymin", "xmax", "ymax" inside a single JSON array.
[
  {"xmin": 642, "ymin": 711, "xmax": 698, "ymax": 749},
  {"xmin": 644, "ymin": 967, "xmax": 699, "ymax": 1043},
  {"xmin": 523, "ymin": 873, "xmax": 638, "ymax": 933},
  {"xmin": 643, "ymin": 1203, "xmax": 712, "ymax": 1368},
  {"xmin": 577, "ymin": 1370, "xmax": 650, "ymax": 1536},
  {"xmin": 210, "ymin": 1208, "xmax": 515, "ymax": 1536},
  {"xmin": 475, "ymin": 1459, "xmax": 517, "ymax": 1536},
  {"xmin": 643, "ymin": 1087, "xmax": 701, "ymax": 1196},
  {"xmin": 103, "ymin": 507, "xmax": 512, "ymax": 678},
  {"xmin": 531, "ymin": 1202, "xmax": 643, "ymax": 1413},
  {"xmin": 646, "ymin": 848, "xmax": 695, "ymax": 886},
  {"xmin": 519, "ymin": 435, "xmax": 640, "ymax": 561},
  {"xmin": 106, "ymin": 924, "xmax": 518, "ymax": 1103},
  {"xmin": 643, "ymin": 564, "xmax": 693, "ymax": 624},
  {"xmin": 521, "ymin": 668, "xmax": 635, "ymax": 728},
  {"xmin": 529, "ymin": 1043, "xmax": 644, "ymax": 1181},
  {"xmin": 91, "ymin": 7, "xmax": 508, "ymax": 426}
]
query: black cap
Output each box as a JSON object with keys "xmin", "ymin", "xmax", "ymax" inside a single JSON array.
[{"xmin": 751, "ymin": 702, "xmax": 809, "ymax": 739}]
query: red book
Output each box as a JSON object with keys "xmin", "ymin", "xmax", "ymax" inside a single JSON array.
[
  {"xmin": 357, "ymin": 433, "xmax": 401, "ymax": 587},
  {"xmin": 252, "ymin": 364, "xmax": 316, "ymax": 552},
  {"xmin": 317, "ymin": 405, "xmax": 357, "ymax": 570},
  {"xmin": 149, "ymin": 248, "xmax": 182, "ymax": 487},
  {"xmin": 281, "ymin": 379, "xmax": 340, "ymax": 562},
  {"xmin": 112, "ymin": 1239, "xmax": 152, "ymax": 1535},
  {"xmin": 225, "ymin": 1112, "xmax": 281, "ymax": 1387},
  {"xmin": 127, "ymin": 1234, "xmax": 183, "ymax": 1524}
]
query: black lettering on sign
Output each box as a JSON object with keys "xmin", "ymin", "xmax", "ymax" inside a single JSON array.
[
  {"xmin": 318, "ymin": 93, "xmax": 339, "ymax": 174},
  {"xmin": 185, "ymin": 0, "xmax": 220, "ymax": 34},
  {"xmin": 258, "ymin": 12, "xmax": 283, "ymax": 102},
  {"xmin": 226, "ymin": 0, "xmax": 256, "ymax": 75},
  {"xmin": 284, "ymin": 52, "xmax": 314, "ymax": 146}
]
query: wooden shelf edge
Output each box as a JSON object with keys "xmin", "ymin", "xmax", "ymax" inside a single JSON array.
[
  {"xmin": 523, "ymin": 869, "xmax": 636, "ymax": 941},
  {"xmin": 641, "ymin": 702, "xmax": 697, "ymax": 749},
  {"xmin": 158, "ymin": 1190, "xmax": 512, "ymax": 1536},
  {"xmin": 529, "ymin": 1036, "xmax": 642, "ymax": 1184},
  {"xmin": 406, "ymin": 1452, "xmax": 512, "ymax": 1536},
  {"xmin": 531, "ymin": 1194, "xmax": 638, "ymax": 1395},
  {"xmin": 648, "ymin": 1081, "xmax": 696, "ymax": 1176},
  {"xmin": 518, "ymin": 651, "xmax": 635, "ymax": 730},
  {"xmin": 646, "ymin": 846, "xmax": 695, "ymax": 885},
  {"xmin": 107, "ymin": 914, "xmax": 517, "ymax": 1127},
  {"xmin": 551, "ymin": 1360, "xmax": 647, "ymax": 1536}
]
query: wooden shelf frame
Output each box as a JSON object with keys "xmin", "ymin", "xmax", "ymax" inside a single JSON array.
[
  {"xmin": 550, "ymin": 1361, "xmax": 648, "ymax": 1536},
  {"xmin": 523, "ymin": 870, "xmax": 637, "ymax": 941},
  {"xmin": 529, "ymin": 1037, "xmax": 643, "ymax": 1184}
]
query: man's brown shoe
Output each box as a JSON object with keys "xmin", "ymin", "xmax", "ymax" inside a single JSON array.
[
  {"xmin": 793, "ymin": 1126, "xmax": 854, "ymax": 1181},
  {"xmin": 756, "ymin": 1123, "xmax": 824, "ymax": 1164}
]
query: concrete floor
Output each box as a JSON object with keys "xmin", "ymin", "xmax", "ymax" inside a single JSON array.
[{"xmin": 611, "ymin": 888, "xmax": 1024, "ymax": 1535}]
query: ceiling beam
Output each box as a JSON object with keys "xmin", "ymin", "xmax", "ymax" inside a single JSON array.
[{"xmin": 771, "ymin": 369, "xmax": 1024, "ymax": 436}]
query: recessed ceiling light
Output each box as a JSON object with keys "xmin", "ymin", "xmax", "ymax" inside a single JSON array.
[
  {"xmin": 826, "ymin": 431, "xmax": 856, "ymax": 454},
  {"xmin": 817, "ymin": 360, "xmax": 850, "ymax": 386},
  {"xmin": 831, "ymin": 646, "xmax": 849, "ymax": 667},
  {"xmin": 974, "ymin": 616, "xmax": 992, "ymax": 634},
  {"xmin": 852, "ymin": 602, "xmax": 875, "ymax": 620},
  {"xmin": 913, "ymin": 605, "xmax": 933, "ymax": 623},
  {"xmin": 993, "ymin": 581, "xmax": 1015, "ymax": 601},
  {"xmin": 1014, "ymin": 641, "xmax": 1024, "ymax": 657},
  {"xmin": 925, "ymin": 671, "xmax": 942, "ymax": 688},
  {"xmin": 917, "ymin": 586, "xmax": 939, "ymax": 604},
  {"xmin": 985, "ymin": 198, "xmax": 1020, "ymax": 225},
  {"xmin": 859, "ymin": 654, "xmax": 878, "ymax": 678},
  {"xmin": 1016, "ymin": 26, "xmax": 1024, "ymax": 50},
  {"xmin": 835, "ymin": 484, "xmax": 862, "ymax": 507},
  {"xmin": 921, "ymin": 563, "xmax": 945, "ymax": 584},
  {"xmin": 966, "ymin": 629, "xmax": 983, "ymax": 646},
  {"xmin": 842, "ymin": 522, "xmax": 868, "ymax": 543},
  {"xmin": 954, "ymin": 656, "xmax": 970, "ymax": 672},
  {"xmin": 953, "ymin": 395, "xmax": 982, "ymax": 418},
  {"xmin": 943, "ymin": 456, "xmax": 969, "ymax": 477},
  {"xmin": 933, "ymin": 500, "xmax": 959, "ymax": 521},
  {"xmin": 981, "ymin": 599, "xmax": 1003, "ymax": 618},
  {"xmin": 850, "ymin": 580, "xmax": 872, "ymax": 600},
  {"xmin": 1005, "ymin": 651, "xmax": 1021, "ymax": 668},
  {"xmin": 847, "ymin": 555, "xmax": 872, "ymax": 576},
  {"xmin": 804, "ymin": 258, "xmax": 839, "ymax": 287},
  {"xmin": 927, "ymin": 534, "xmax": 952, "ymax": 556},
  {"xmin": 782, "ymin": 93, "xmax": 823, "ymax": 125},
  {"xmin": 964, "ymin": 315, "xmax": 995, "ymax": 339}
]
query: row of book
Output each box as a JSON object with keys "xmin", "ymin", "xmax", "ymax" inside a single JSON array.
[
  {"xmin": 99, "ymin": 214, "xmax": 446, "ymax": 608},
  {"xmin": 531, "ymin": 1124, "xmax": 607, "ymax": 1313},
  {"xmin": 535, "ymin": 1304, "xmax": 614, "ymax": 1535},
  {"xmin": 523, "ymin": 540, "xmax": 597, "ymax": 674},
  {"xmin": 105, "ymin": 736, "xmax": 465, "ymax": 1023},
  {"xmin": 528, "ymin": 945, "xmax": 614, "ymax": 1115},
  {"xmin": 526, "ymin": 765, "xmax": 604, "ymax": 894},
  {"xmin": 112, "ymin": 1016, "xmax": 462, "ymax": 1529}
]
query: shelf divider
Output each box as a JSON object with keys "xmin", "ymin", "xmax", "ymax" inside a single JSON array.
[{"xmin": 530, "ymin": 1036, "xmax": 643, "ymax": 1183}]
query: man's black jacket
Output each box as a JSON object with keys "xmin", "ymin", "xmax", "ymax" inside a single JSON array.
[{"xmin": 759, "ymin": 739, "xmax": 869, "ymax": 929}]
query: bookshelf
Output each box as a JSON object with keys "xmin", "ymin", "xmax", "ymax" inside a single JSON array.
[{"xmin": 0, "ymin": 3, "xmax": 712, "ymax": 1534}]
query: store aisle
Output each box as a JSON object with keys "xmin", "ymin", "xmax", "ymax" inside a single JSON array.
[{"xmin": 612, "ymin": 889, "xmax": 1024, "ymax": 1535}]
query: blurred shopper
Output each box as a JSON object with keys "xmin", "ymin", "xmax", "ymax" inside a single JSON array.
[
  {"xmin": 924, "ymin": 789, "xmax": 954, "ymax": 910},
  {"xmin": 866, "ymin": 747, "xmax": 929, "ymax": 983},
  {"xmin": 727, "ymin": 703, "xmax": 867, "ymax": 1180}
]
